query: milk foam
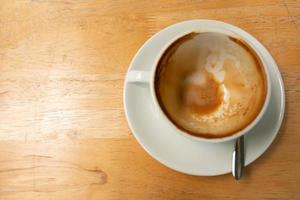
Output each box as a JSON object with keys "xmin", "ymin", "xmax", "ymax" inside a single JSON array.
[{"xmin": 156, "ymin": 32, "xmax": 266, "ymax": 137}]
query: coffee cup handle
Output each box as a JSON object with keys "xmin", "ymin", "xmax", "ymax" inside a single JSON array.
[{"xmin": 126, "ymin": 70, "xmax": 151, "ymax": 83}]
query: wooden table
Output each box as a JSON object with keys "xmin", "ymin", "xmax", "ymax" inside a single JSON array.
[{"xmin": 0, "ymin": 0, "xmax": 299, "ymax": 199}]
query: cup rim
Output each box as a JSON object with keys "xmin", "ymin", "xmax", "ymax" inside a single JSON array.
[{"xmin": 148, "ymin": 22, "xmax": 271, "ymax": 143}]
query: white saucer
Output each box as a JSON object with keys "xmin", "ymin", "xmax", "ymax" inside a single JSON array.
[{"xmin": 123, "ymin": 20, "xmax": 285, "ymax": 176}]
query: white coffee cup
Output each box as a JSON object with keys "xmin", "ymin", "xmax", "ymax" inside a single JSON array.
[{"xmin": 126, "ymin": 20, "xmax": 271, "ymax": 143}]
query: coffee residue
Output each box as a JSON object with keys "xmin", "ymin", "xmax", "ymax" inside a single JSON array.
[
  {"xmin": 154, "ymin": 32, "xmax": 267, "ymax": 138},
  {"xmin": 183, "ymin": 71, "xmax": 224, "ymax": 115}
]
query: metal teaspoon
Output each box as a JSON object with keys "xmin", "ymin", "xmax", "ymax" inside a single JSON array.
[{"xmin": 232, "ymin": 136, "xmax": 245, "ymax": 180}]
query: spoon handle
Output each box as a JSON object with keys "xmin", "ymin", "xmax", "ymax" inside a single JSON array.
[{"xmin": 232, "ymin": 136, "xmax": 245, "ymax": 180}]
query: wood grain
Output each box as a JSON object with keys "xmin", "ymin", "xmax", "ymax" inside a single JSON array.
[{"xmin": 0, "ymin": 0, "xmax": 299, "ymax": 199}]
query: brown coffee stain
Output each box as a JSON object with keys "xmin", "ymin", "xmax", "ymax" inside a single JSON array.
[
  {"xmin": 155, "ymin": 32, "xmax": 268, "ymax": 139},
  {"xmin": 183, "ymin": 72, "xmax": 224, "ymax": 115},
  {"xmin": 154, "ymin": 33, "xmax": 198, "ymax": 87},
  {"xmin": 229, "ymin": 36, "xmax": 268, "ymax": 108}
]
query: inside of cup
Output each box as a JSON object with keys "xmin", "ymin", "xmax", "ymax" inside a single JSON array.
[{"xmin": 154, "ymin": 32, "xmax": 268, "ymax": 139}]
